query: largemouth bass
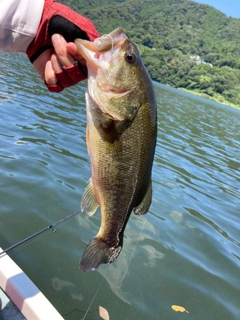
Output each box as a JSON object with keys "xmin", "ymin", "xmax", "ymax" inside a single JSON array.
[{"xmin": 75, "ymin": 28, "xmax": 157, "ymax": 272}]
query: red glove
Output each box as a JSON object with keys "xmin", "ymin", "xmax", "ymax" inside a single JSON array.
[{"xmin": 27, "ymin": 0, "xmax": 99, "ymax": 92}]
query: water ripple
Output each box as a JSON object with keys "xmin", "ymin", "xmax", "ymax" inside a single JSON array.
[{"xmin": 0, "ymin": 53, "xmax": 239, "ymax": 320}]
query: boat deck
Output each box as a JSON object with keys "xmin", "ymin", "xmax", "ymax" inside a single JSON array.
[{"xmin": 0, "ymin": 247, "xmax": 64, "ymax": 320}]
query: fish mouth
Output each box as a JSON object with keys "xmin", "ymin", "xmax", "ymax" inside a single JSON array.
[
  {"xmin": 75, "ymin": 28, "xmax": 131, "ymax": 120},
  {"xmin": 94, "ymin": 27, "xmax": 127, "ymax": 52},
  {"xmin": 74, "ymin": 38, "xmax": 98, "ymax": 73},
  {"xmin": 75, "ymin": 27, "xmax": 127, "ymax": 53},
  {"xmin": 74, "ymin": 27, "xmax": 127, "ymax": 77}
]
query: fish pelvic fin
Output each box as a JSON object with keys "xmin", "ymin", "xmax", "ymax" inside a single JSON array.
[
  {"xmin": 81, "ymin": 178, "xmax": 99, "ymax": 216},
  {"xmin": 134, "ymin": 181, "xmax": 152, "ymax": 215},
  {"xmin": 80, "ymin": 237, "xmax": 122, "ymax": 272}
]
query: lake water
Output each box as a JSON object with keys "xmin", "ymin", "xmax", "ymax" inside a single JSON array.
[{"xmin": 0, "ymin": 51, "xmax": 239, "ymax": 320}]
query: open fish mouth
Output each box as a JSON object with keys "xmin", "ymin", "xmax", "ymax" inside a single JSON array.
[
  {"xmin": 75, "ymin": 28, "xmax": 128, "ymax": 71},
  {"xmin": 94, "ymin": 27, "xmax": 127, "ymax": 52},
  {"xmin": 75, "ymin": 28, "xmax": 132, "ymax": 119}
]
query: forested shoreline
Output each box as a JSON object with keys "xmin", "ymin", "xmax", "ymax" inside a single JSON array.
[{"xmin": 60, "ymin": 0, "xmax": 240, "ymax": 108}]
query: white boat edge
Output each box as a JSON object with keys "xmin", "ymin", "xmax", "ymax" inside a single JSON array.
[{"xmin": 0, "ymin": 247, "xmax": 64, "ymax": 320}]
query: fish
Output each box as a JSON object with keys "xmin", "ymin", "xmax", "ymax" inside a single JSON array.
[{"xmin": 75, "ymin": 27, "xmax": 157, "ymax": 272}]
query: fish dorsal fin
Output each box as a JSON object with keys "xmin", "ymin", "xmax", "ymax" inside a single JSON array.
[
  {"xmin": 81, "ymin": 179, "xmax": 99, "ymax": 216},
  {"xmin": 133, "ymin": 182, "xmax": 152, "ymax": 215}
]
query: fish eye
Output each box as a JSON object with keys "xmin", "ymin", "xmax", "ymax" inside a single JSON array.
[{"xmin": 125, "ymin": 52, "xmax": 136, "ymax": 64}]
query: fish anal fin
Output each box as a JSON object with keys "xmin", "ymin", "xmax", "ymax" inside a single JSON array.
[
  {"xmin": 134, "ymin": 182, "xmax": 152, "ymax": 215},
  {"xmin": 80, "ymin": 237, "xmax": 122, "ymax": 272},
  {"xmin": 81, "ymin": 179, "xmax": 99, "ymax": 216}
]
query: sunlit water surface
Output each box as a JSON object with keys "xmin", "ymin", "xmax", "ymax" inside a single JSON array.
[{"xmin": 0, "ymin": 52, "xmax": 239, "ymax": 320}]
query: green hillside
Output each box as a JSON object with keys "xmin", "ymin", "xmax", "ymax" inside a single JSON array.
[{"xmin": 60, "ymin": 0, "xmax": 240, "ymax": 108}]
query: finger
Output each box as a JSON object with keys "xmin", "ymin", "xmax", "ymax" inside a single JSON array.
[
  {"xmin": 51, "ymin": 53, "xmax": 62, "ymax": 74},
  {"xmin": 66, "ymin": 42, "xmax": 86, "ymax": 66},
  {"xmin": 52, "ymin": 34, "xmax": 75, "ymax": 67},
  {"xmin": 45, "ymin": 60, "xmax": 57, "ymax": 84},
  {"xmin": 33, "ymin": 49, "xmax": 53, "ymax": 81}
]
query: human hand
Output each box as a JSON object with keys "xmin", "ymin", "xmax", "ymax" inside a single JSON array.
[
  {"xmin": 33, "ymin": 34, "xmax": 87, "ymax": 92},
  {"xmin": 27, "ymin": 0, "xmax": 99, "ymax": 92}
]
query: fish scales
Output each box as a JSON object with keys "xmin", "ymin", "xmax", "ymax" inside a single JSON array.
[{"xmin": 90, "ymin": 105, "xmax": 154, "ymax": 229}]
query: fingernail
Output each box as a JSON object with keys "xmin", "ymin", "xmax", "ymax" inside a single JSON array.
[
  {"xmin": 52, "ymin": 34, "xmax": 61, "ymax": 45},
  {"xmin": 46, "ymin": 61, "xmax": 52, "ymax": 69}
]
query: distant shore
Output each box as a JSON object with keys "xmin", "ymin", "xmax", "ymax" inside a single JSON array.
[{"xmin": 178, "ymin": 88, "xmax": 240, "ymax": 110}]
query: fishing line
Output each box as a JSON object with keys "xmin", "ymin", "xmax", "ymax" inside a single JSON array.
[
  {"xmin": 81, "ymin": 216, "xmax": 148, "ymax": 318},
  {"xmin": 82, "ymin": 279, "xmax": 104, "ymax": 320},
  {"xmin": 0, "ymin": 210, "xmax": 80, "ymax": 256},
  {"xmin": 118, "ymin": 214, "xmax": 148, "ymax": 289},
  {"xmin": 102, "ymin": 34, "xmax": 114, "ymax": 54}
]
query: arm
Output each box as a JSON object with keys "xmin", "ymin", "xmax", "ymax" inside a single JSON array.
[
  {"xmin": 0, "ymin": 0, "xmax": 99, "ymax": 92},
  {"xmin": 0, "ymin": 0, "xmax": 44, "ymax": 53}
]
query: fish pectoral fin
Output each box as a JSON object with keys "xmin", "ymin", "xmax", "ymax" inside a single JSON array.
[
  {"xmin": 81, "ymin": 179, "xmax": 99, "ymax": 216},
  {"xmin": 80, "ymin": 237, "xmax": 122, "ymax": 272},
  {"xmin": 133, "ymin": 182, "xmax": 152, "ymax": 215}
]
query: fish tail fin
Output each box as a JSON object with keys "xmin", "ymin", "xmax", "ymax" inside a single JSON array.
[{"xmin": 80, "ymin": 237, "xmax": 122, "ymax": 272}]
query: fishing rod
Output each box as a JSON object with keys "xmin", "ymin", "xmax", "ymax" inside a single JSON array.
[{"xmin": 0, "ymin": 210, "xmax": 80, "ymax": 256}]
